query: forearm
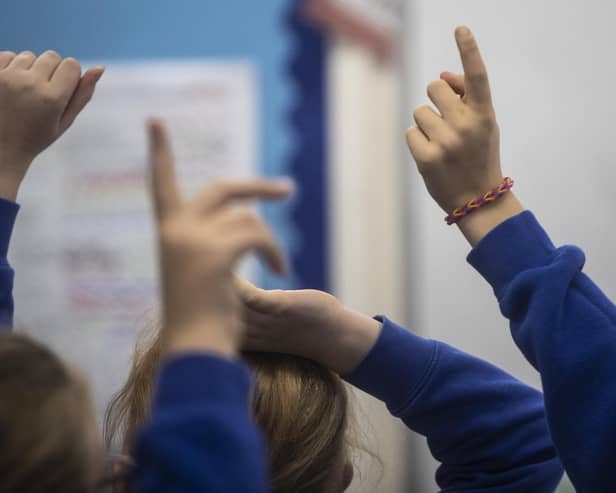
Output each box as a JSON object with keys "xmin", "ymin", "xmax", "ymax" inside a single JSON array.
[
  {"xmin": 0, "ymin": 150, "xmax": 31, "ymax": 330},
  {"xmin": 468, "ymin": 211, "xmax": 616, "ymax": 492},
  {"xmin": 457, "ymin": 191, "xmax": 524, "ymax": 246},
  {"xmin": 345, "ymin": 318, "xmax": 563, "ymax": 492},
  {"xmin": 0, "ymin": 174, "xmax": 24, "ymax": 203},
  {"xmin": 0, "ymin": 153, "xmax": 32, "ymax": 202},
  {"xmin": 321, "ymin": 305, "xmax": 382, "ymax": 374}
]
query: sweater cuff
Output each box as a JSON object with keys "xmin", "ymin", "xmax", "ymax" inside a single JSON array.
[
  {"xmin": 0, "ymin": 198, "xmax": 19, "ymax": 259},
  {"xmin": 344, "ymin": 317, "xmax": 438, "ymax": 415},
  {"xmin": 154, "ymin": 354, "xmax": 252, "ymax": 413},
  {"xmin": 467, "ymin": 211, "xmax": 559, "ymax": 299}
]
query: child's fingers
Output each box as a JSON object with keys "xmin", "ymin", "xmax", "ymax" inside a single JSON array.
[
  {"xmin": 49, "ymin": 58, "xmax": 82, "ymax": 107},
  {"xmin": 194, "ymin": 179, "xmax": 293, "ymax": 214},
  {"xmin": 427, "ymin": 79, "xmax": 461, "ymax": 117},
  {"xmin": 31, "ymin": 51, "xmax": 62, "ymax": 80},
  {"xmin": 454, "ymin": 26, "xmax": 492, "ymax": 107},
  {"xmin": 440, "ymin": 71, "xmax": 465, "ymax": 97},
  {"xmin": 9, "ymin": 51, "xmax": 36, "ymax": 70},
  {"xmin": 59, "ymin": 67, "xmax": 105, "ymax": 133},
  {"xmin": 413, "ymin": 104, "xmax": 448, "ymax": 141},
  {"xmin": 242, "ymin": 305, "xmax": 288, "ymax": 352},
  {"xmin": 216, "ymin": 209, "xmax": 286, "ymax": 274},
  {"xmin": 148, "ymin": 119, "xmax": 182, "ymax": 220},
  {"xmin": 0, "ymin": 51, "xmax": 16, "ymax": 70},
  {"xmin": 225, "ymin": 221, "xmax": 286, "ymax": 275},
  {"xmin": 406, "ymin": 126, "xmax": 439, "ymax": 164}
]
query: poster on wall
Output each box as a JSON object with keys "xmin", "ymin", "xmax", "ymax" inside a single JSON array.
[{"xmin": 11, "ymin": 61, "xmax": 258, "ymax": 417}]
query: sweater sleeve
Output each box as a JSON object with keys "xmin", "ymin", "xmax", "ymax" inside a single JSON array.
[
  {"xmin": 135, "ymin": 354, "xmax": 267, "ymax": 493},
  {"xmin": 468, "ymin": 210, "xmax": 616, "ymax": 493},
  {"xmin": 0, "ymin": 198, "xmax": 19, "ymax": 330},
  {"xmin": 345, "ymin": 317, "xmax": 563, "ymax": 492}
]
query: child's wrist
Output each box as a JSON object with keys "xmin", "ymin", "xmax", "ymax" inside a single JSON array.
[
  {"xmin": 328, "ymin": 307, "xmax": 382, "ymax": 374},
  {"xmin": 0, "ymin": 150, "xmax": 33, "ymax": 198},
  {"xmin": 457, "ymin": 192, "xmax": 524, "ymax": 246},
  {"xmin": 445, "ymin": 177, "xmax": 514, "ymax": 225},
  {"xmin": 0, "ymin": 165, "xmax": 28, "ymax": 202}
]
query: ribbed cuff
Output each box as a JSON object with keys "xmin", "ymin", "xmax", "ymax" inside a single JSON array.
[
  {"xmin": 344, "ymin": 317, "xmax": 439, "ymax": 416},
  {"xmin": 467, "ymin": 211, "xmax": 560, "ymax": 299},
  {"xmin": 0, "ymin": 198, "xmax": 19, "ymax": 259}
]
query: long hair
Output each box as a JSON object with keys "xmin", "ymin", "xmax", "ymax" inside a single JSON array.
[{"xmin": 105, "ymin": 326, "xmax": 350, "ymax": 493}]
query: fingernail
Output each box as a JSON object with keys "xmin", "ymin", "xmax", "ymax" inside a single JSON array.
[
  {"xmin": 456, "ymin": 26, "xmax": 472, "ymax": 38},
  {"xmin": 93, "ymin": 66, "xmax": 105, "ymax": 81}
]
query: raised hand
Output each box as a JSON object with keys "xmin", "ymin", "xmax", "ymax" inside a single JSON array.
[
  {"xmin": 148, "ymin": 119, "xmax": 292, "ymax": 357},
  {"xmin": 406, "ymin": 27, "xmax": 523, "ymax": 245},
  {"xmin": 0, "ymin": 51, "xmax": 104, "ymax": 200},
  {"xmin": 238, "ymin": 279, "xmax": 382, "ymax": 374},
  {"xmin": 406, "ymin": 26, "xmax": 501, "ymax": 213}
]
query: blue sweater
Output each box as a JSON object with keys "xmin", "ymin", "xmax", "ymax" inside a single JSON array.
[
  {"xmin": 346, "ymin": 318, "xmax": 562, "ymax": 492},
  {"xmin": 0, "ymin": 198, "xmax": 18, "ymax": 329},
  {"xmin": 468, "ymin": 211, "xmax": 616, "ymax": 493},
  {"xmin": 0, "ymin": 198, "xmax": 565, "ymax": 491}
]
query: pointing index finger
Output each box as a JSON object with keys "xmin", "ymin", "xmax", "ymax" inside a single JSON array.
[
  {"xmin": 454, "ymin": 26, "xmax": 492, "ymax": 107},
  {"xmin": 148, "ymin": 118, "xmax": 182, "ymax": 219}
]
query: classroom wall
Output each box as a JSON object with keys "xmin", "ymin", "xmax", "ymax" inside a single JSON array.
[
  {"xmin": 403, "ymin": 1, "xmax": 616, "ymax": 489},
  {"xmin": 5, "ymin": 1, "xmax": 611, "ymax": 490},
  {"xmin": 2, "ymin": 1, "xmax": 292, "ymax": 178},
  {"xmin": 2, "ymin": 2, "xmax": 410, "ymax": 490},
  {"xmin": 328, "ymin": 37, "xmax": 413, "ymax": 492},
  {"xmin": 2, "ymin": 0, "xmax": 298, "ymax": 289},
  {"xmin": 0, "ymin": 0, "xmax": 307, "ymax": 446}
]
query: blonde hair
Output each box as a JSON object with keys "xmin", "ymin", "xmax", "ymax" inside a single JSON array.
[
  {"xmin": 0, "ymin": 332, "xmax": 100, "ymax": 493},
  {"xmin": 105, "ymin": 327, "xmax": 350, "ymax": 493}
]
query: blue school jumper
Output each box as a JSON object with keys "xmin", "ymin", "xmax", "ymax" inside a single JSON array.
[
  {"xmin": 468, "ymin": 211, "xmax": 616, "ymax": 492},
  {"xmin": 0, "ymin": 198, "xmax": 570, "ymax": 492}
]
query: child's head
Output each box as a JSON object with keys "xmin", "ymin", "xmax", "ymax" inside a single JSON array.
[
  {"xmin": 245, "ymin": 352, "xmax": 353, "ymax": 492},
  {"xmin": 0, "ymin": 332, "xmax": 102, "ymax": 493},
  {"xmin": 105, "ymin": 328, "xmax": 354, "ymax": 493}
]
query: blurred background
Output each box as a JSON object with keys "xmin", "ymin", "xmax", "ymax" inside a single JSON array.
[{"xmin": 2, "ymin": 0, "xmax": 613, "ymax": 491}]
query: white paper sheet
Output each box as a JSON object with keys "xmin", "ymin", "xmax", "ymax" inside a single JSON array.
[{"xmin": 11, "ymin": 61, "xmax": 259, "ymax": 420}]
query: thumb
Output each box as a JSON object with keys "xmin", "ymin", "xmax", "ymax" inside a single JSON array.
[
  {"xmin": 235, "ymin": 277, "xmax": 288, "ymax": 315},
  {"xmin": 59, "ymin": 66, "xmax": 105, "ymax": 134}
]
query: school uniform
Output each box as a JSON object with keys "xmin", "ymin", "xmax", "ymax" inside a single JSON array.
[
  {"xmin": 346, "ymin": 317, "xmax": 563, "ymax": 491},
  {"xmin": 469, "ymin": 211, "xmax": 616, "ymax": 493},
  {"xmin": 0, "ymin": 199, "xmax": 567, "ymax": 492}
]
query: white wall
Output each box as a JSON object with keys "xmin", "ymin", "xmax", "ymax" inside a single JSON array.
[
  {"xmin": 328, "ymin": 38, "xmax": 415, "ymax": 492},
  {"xmin": 403, "ymin": 1, "xmax": 616, "ymax": 489}
]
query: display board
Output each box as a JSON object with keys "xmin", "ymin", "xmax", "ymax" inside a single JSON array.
[
  {"xmin": 11, "ymin": 62, "xmax": 258, "ymax": 416},
  {"xmin": 2, "ymin": 0, "xmax": 330, "ymax": 421}
]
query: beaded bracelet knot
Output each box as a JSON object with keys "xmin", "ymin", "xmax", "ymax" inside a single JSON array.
[{"xmin": 445, "ymin": 177, "xmax": 514, "ymax": 225}]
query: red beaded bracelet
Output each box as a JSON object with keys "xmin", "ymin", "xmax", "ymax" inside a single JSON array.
[{"xmin": 445, "ymin": 177, "xmax": 514, "ymax": 225}]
